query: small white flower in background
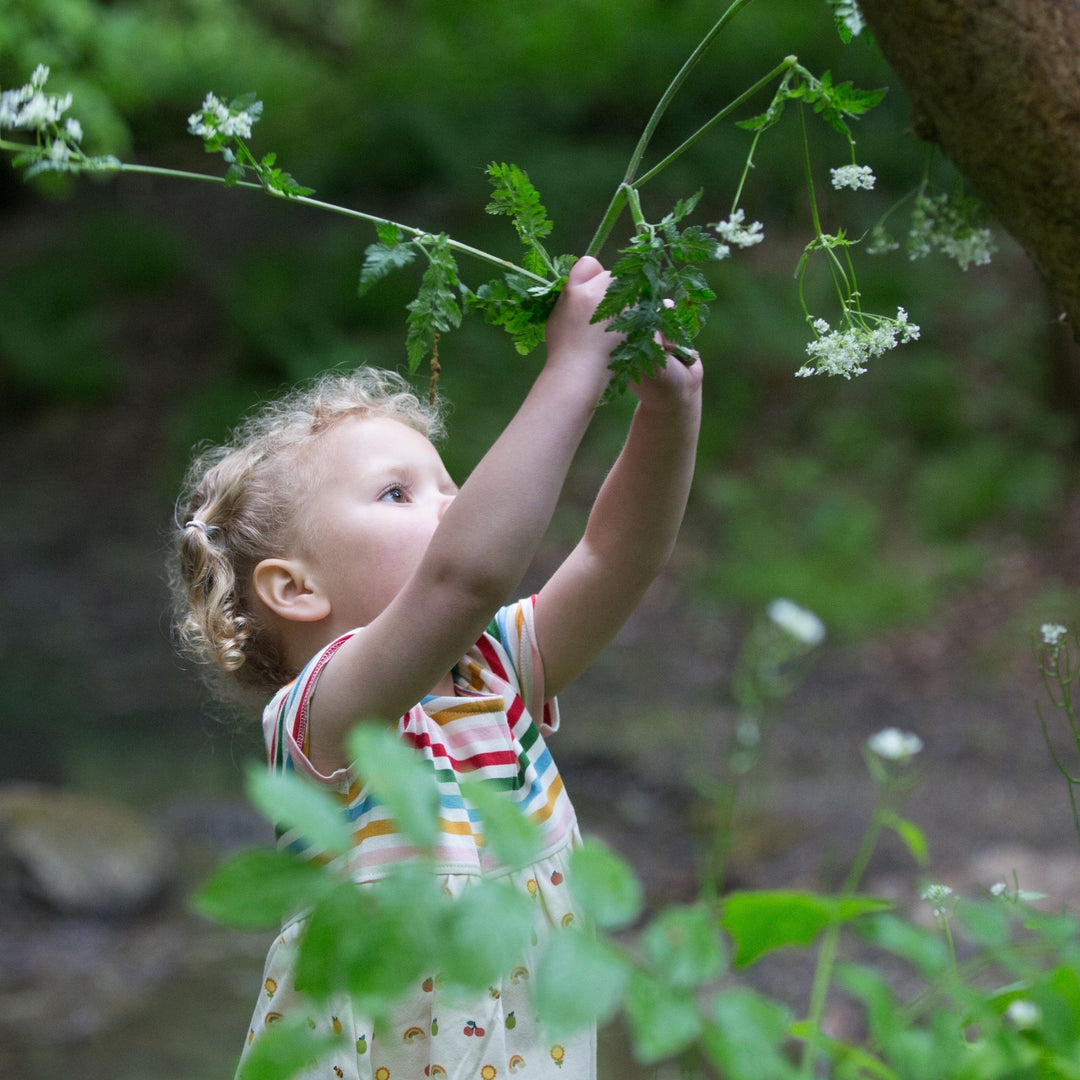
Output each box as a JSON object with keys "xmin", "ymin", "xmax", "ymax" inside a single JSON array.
[
  {"xmin": 906, "ymin": 192, "xmax": 996, "ymax": 271},
  {"xmin": 830, "ymin": 164, "xmax": 876, "ymax": 191},
  {"xmin": 990, "ymin": 881, "xmax": 1009, "ymax": 897},
  {"xmin": 866, "ymin": 224, "xmax": 899, "ymax": 255},
  {"xmin": 714, "ymin": 208, "xmax": 765, "ymax": 248},
  {"xmin": 1005, "ymin": 1000, "xmax": 1041, "ymax": 1029},
  {"xmin": 797, "ymin": 307, "xmax": 920, "ymax": 379},
  {"xmin": 868, "ymin": 728, "xmax": 923, "ymax": 762},
  {"xmin": 921, "ymin": 882, "xmax": 954, "ymax": 919},
  {"xmin": 64, "ymin": 116, "xmax": 83, "ymax": 143},
  {"xmin": 1040, "ymin": 623, "xmax": 1067, "ymax": 647},
  {"xmin": 767, "ymin": 599, "xmax": 826, "ymax": 646}
]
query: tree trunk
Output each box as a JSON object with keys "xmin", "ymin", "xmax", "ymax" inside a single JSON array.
[{"xmin": 858, "ymin": 0, "xmax": 1080, "ymax": 338}]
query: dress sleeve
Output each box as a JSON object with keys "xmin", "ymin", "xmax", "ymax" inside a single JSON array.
[
  {"xmin": 261, "ymin": 632, "xmax": 356, "ymax": 791},
  {"xmin": 483, "ymin": 596, "xmax": 560, "ymax": 736}
]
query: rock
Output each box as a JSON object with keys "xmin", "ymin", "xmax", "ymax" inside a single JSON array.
[{"xmin": 0, "ymin": 782, "xmax": 173, "ymax": 916}]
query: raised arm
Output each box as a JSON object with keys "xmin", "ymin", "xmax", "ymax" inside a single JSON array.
[
  {"xmin": 534, "ymin": 348, "xmax": 703, "ymax": 697},
  {"xmin": 301, "ymin": 257, "xmax": 619, "ymax": 771}
]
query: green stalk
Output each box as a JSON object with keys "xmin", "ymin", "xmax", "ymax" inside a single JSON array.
[
  {"xmin": 584, "ymin": 0, "xmax": 757, "ymax": 257},
  {"xmin": 127, "ymin": 163, "xmax": 548, "ymax": 284},
  {"xmin": 798, "ymin": 787, "xmax": 891, "ymax": 1078},
  {"xmin": 633, "ymin": 56, "xmax": 797, "ymax": 191},
  {"xmin": 0, "ymin": 141, "xmax": 548, "ymax": 286}
]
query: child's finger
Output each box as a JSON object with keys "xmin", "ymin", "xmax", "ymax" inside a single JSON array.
[{"xmin": 567, "ymin": 255, "xmax": 605, "ymax": 285}]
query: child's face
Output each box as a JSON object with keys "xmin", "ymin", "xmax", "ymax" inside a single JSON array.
[{"xmin": 294, "ymin": 414, "xmax": 458, "ymax": 630}]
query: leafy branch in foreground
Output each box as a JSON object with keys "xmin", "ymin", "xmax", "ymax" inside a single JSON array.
[{"xmin": 194, "ymin": 712, "xmax": 1080, "ymax": 1080}]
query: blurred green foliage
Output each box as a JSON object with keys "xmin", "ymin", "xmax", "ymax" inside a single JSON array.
[{"xmin": 1, "ymin": 0, "xmax": 1075, "ymax": 640}]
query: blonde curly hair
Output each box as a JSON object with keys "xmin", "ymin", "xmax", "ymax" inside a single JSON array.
[{"xmin": 170, "ymin": 367, "xmax": 445, "ymax": 698}]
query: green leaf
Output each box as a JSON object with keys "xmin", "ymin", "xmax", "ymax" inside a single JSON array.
[
  {"xmin": 245, "ymin": 765, "xmax": 353, "ymax": 856},
  {"xmin": 701, "ymin": 989, "xmax": 797, "ymax": 1080},
  {"xmin": 405, "ymin": 235, "xmax": 462, "ymax": 372},
  {"xmin": 295, "ymin": 865, "xmax": 444, "ymax": 1013},
  {"xmin": 721, "ymin": 890, "xmax": 892, "ymax": 968},
  {"xmin": 459, "ymin": 779, "xmax": 542, "ymax": 868},
  {"xmin": 835, "ymin": 962, "xmax": 902, "ymax": 1046},
  {"xmin": 534, "ymin": 930, "xmax": 629, "ymax": 1035},
  {"xmin": 436, "ymin": 881, "xmax": 536, "ymax": 992},
  {"xmin": 881, "ymin": 811, "xmax": 929, "ymax": 866},
  {"xmin": 191, "ymin": 847, "xmax": 332, "ymax": 929},
  {"xmin": 624, "ymin": 970, "xmax": 702, "ymax": 1064},
  {"xmin": 346, "ymin": 723, "xmax": 440, "ymax": 849},
  {"xmin": 464, "ymin": 271, "xmax": 562, "ymax": 355},
  {"xmin": 568, "ymin": 840, "xmax": 644, "ymax": 930},
  {"xmin": 236, "ymin": 1016, "xmax": 342, "ymax": 1080},
  {"xmin": 641, "ymin": 902, "xmax": 727, "ymax": 989},
  {"xmin": 854, "ymin": 912, "xmax": 950, "ymax": 976},
  {"xmin": 955, "ymin": 897, "xmax": 1011, "ymax": 948},
  {"xmin": 357, "ymin": 237, "xmax": 418, "ymax": 297},
  {"xmin": 485, "ymin": 161, "xmax": 554, "ymax": 252}
]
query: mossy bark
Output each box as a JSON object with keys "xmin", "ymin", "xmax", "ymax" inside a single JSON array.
[{"xmin": 859, "ymin": 0, "xmax": 1080, "ymax": 338}]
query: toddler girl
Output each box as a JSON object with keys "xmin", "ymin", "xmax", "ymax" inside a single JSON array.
[{"xmin": 171, "ymin": 256, "xmax": 703, "ymax": 1079}]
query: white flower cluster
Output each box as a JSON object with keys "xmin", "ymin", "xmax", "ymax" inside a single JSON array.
[
  {"xmin": 188, "ymin": 92, "xmax": 257, "ymax": 141},
  {"xmin": 767, "ymin": 598, "xmax": 826, "ymax": 647},
  {"xmin": 798, "ymin": 307, "xmax": 920, "ymax": 379},
  {"xmin": 830, "ymin": 164, "xmax": 876, "ymax": 191},
  {"xmin": 921, "ymin": 882, "xmax": 954, "ymax": 919},
  {"xmin": 713, "ymin": 208, "xmax": 764, "ymax": 255},
  {"xmin": 830, "ymin": 0, "xmax": 866, "ymax": 36},
  {"xmin": 867, "ymin": 727, "xmax": 923, "ymax": 762},
  {"xmin": 866, "ymin": 223, "xmax": 900, "ymax": 255},
  {"xmin": 0, "ymin": 65, "xmax": 76, "ymax": 133},
  {"xmin": 907, "ymin": 192, "xmax": 996, "ymax": 270},
  {"xmin": 1041, "ymin": 622, "xmax": 1068, "ymax": 647}
]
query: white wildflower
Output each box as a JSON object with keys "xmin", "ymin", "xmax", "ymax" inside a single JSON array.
[
  {"xmin": 990, "ymin": 881, "xmax": 1009, "ymax": 897},
  {"xmin": 797, "ymin": 307, "xmax": 920, "ymax": 379},
  {"xmin": 1041, "ymin": 623, "xmax": 1068, "ymax": 647},
  {"xmin": 867, "ymin": 728, "xmax": 923, "ymax": 762},
  {"xmin": 866, "ymin": 224, "xmax": 899, "ymax": 255},
  {"xmin": 1005, "ymin": 1000, "xmax": 1040, "ymax": 1029},
  {"xmin": 714, "ymin": 208, "xmax": 764, "ymax": 248},
  {"xmin": 830, "ymin": 0, "xmax": 866, "ymax": 36},
  {"xmin": 921, "ymin": 882, "xmax": 954, "ymax": 919},
  {"xmin": 830, "ymin": 164, "xmax": 876, "ymax": 191},
  {"xmin": 767, "ymin": 599, "xmax": 826, "ymax": 646},
  {"xmin": 0, "ymin": 65, "xmax": 75, "ymax": 133},
  {"xmin": 64, "ymin": 116, "xmax": 83, "ymax": 143},
  {"xmin": 188, "ymin": 91, "xmax": 257, "ymax": 141},
  {"xmin": 906, "ymin": 192, "xmax": 997, "ymax": 270}
]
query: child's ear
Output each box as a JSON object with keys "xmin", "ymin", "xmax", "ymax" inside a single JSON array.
[{"xmin": 252, "ymin": 558, "xmax": 331, "ymax": 623}]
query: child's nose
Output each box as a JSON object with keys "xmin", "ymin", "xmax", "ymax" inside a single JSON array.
[{"xmin": 437, "ymin": 493, "xmax": 454, "ymax": 520}]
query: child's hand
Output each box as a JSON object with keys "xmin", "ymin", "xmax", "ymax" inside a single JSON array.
[
  {"xmin": 632, "ymin": 318, "xmax": 704, "ymax": 411},
  {"xmin": 544, "ymin": 256, "xmax": 622, "ymax": 398}
]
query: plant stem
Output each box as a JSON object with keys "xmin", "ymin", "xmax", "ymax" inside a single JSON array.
[
  {"xmin": 3, "ymin": 151, "xmax": 548, "ymax": 285},
  {"xmin": 798, "ymin": 791, "xmax": 890, "ymax": 1078},
  {"xmin": 633, "ymin": 56, "xmax": 797, "ymax": 190},
  {"xmin": 584, "ymin": 0, "xmax": 757, "ymax": 257}
]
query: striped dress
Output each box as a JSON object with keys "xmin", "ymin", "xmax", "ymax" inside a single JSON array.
[{"xmin": 236, "ymin": 598, "xmax": 594, "ymax": 1080}]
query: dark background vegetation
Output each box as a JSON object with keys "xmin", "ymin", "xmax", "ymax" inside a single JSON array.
[{"xmin": 2, "ymin": 1, "xmax": 1079, "ymax": 1075}]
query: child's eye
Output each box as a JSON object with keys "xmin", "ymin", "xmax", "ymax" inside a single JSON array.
[{"xmin": 379, "ymin": 484, "xmax": 410, "ymax": 503}]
